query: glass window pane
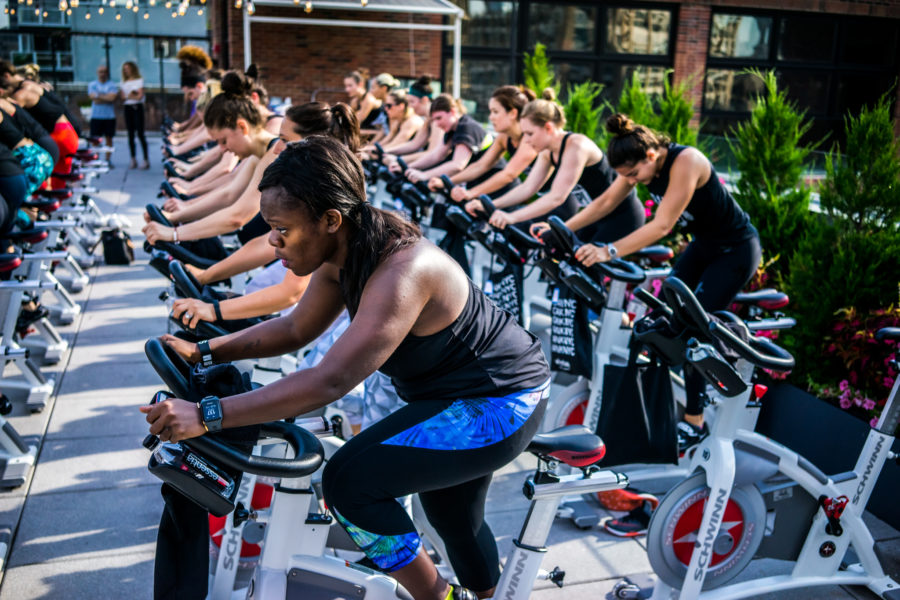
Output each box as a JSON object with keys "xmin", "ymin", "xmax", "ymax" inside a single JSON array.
[
  {"xmin": 835, "ymin": 72, "xmax": 895, "ymax": 116},
  {"xmin": 777, "ymin": 70, "xmax": 829, "ymax": 114},
  {"xmin": 840, "ymin": 20, "xmax": 899, "ymax": 66},
  {"xmin": 605, "ymin": 8, "xmax": 671, "ymax": 56},
  {"xmin": 778, "ymin": 17, "xmax": 836, "ymax": 62},
  {"xmin": 528, "ymin": 3, "xmax": 596, "ymax": 52},
  {"xmin": 554, "ymin": 62, "xmax": 594, "ymax": 101},
  {"xmin": 709, "ymin": 14, "xmax": 771, "ymax": 59},
  {"xmin": 448, "ymin": 57, "xmax": 512, "ymax": 123},
  {"xmin": 703, "ymin": 69, "xmax": 766, "ymax": 112},
  {"xmin": 598, "ymin": 65, "xmax": 668, "ymax": 107},
  {"xmin": 451, "ymin": 1, "xmax": 514, "ymax": 48}
]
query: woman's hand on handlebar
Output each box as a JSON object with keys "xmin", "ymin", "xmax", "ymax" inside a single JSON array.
[
  {"xmin": 173, "ymin": 298, "xmax": 215, "ymax": 328},
  {"xmin": 162, "ymin": 196, "xmax": 185, "ymax": 214},
  {"xmin": 405, "ymin": 168, "xmax": 426, "ymax": 183},
  {"xmin": 140, "ymin": 397, "xmax": 205, "ymax": 443},
  {"xmin": 184, "ymin": 263, "xmax": 208, "ymax": 286},
  {"xmin": 142, "ymin": 221, "xmax": 175, "ymax": 245},
  {"xmin": 160, "ymin": 333, "xmax": 200, "ymax": 363},
  {"xmin": 574, "ymin": 243, "xmax": 611, "ymax": 267},
  {"xmin": 464, "ymin": 198, "xmax": 483, "ymax": 217},
  {"xmin": 488, "ymin": 209, "xmax": 513, "ymax": 230},
  {"xmin": 529, "ymin": 222, "xmax": 550, "ymax": 240},
  {"xmin": 451, "ymin": 186, "xmax": 471, "ymax": 204},
  {"xmin": 427, "ymin": 177, "xmax": 444, "ymax": 192}
]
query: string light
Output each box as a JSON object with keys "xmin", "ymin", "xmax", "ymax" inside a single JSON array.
[
  {"xmin": 360, "ymin": 0, "xmax": 367, "ymax": 5},
  {"xmin": 42, "ymin": 9, "xmax": 48, "ymax": 15},
  {"xmin": 142, "ymin": 10, "xmax": 148, "ymax": 17},
  {"xmin": 84, "ymin": 10, "xmax": 90, "ymax": 18},
  {"xmin": 164, "ymin": 1, "xmax": 171, "ymax": 8},
  {"xmin": 34, "ymin": 6, "xmax": 39, "ymax": 15},
  {"xmin": 97, "ymin": 6, "xmax": 103, "ymax": 13},
  {"xmin": 233, "ymin": 0, "xmax": 241, "ymax": 8},
  {"xmin": 170, "ymin": 10, "xmax": 175, "ymax": 16},
  {"xmin": 9, "ymin": 8, "xmax": 15, "ymax": 14},
  {"xmin": 115, "ymin": 9, "xmax": 121, "ymax": 19},
  {"xmin": 196, "ymin": 7, "xmax": 202, "ymax": 14},
  {"xmin": 57, "ymin": 0, "xmax": 66, "ymax": 10},
  {"xmin": 66, "ymin": 8, "xmax": 71, "ymax": 15},
  {"xmin": 245, "ymin": 0, "xmax": 253, "ymax": 13},
  {"xmin": 148, "ymin": 0, "xmax": 155, "ymax": 5},
  {"xmin": 304, "ymin": 0, "xmax": 311, "ymax": 13},
  {"xmin": 292, "ymin": 0, "xmax": 298, "ymax": 4},
  {"xmin": 125, "ymin": 0, "xmax": 131, "ymax": 8}
]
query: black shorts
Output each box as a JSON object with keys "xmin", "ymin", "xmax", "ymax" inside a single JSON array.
[{"xmin": 90, "ymin": 118, "xmax": 116, "ymax": 138}]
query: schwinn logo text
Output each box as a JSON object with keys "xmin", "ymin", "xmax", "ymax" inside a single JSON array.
[
  {"xmin": 222, "ymin": 481, "xmax": 253, "ymax": 570},
  {"xmin": 502, "ymin": 552, "xmax": 529, "ymax": 599},
  {"xmin": 694, "ymin": 488, "xmax": 728, "ymax": 581},
  {"xmin": 853, "ymin": 436, "xmax": 884, "ymax": 504}
]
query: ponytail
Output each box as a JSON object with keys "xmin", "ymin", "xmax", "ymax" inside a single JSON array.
[
  {"xmin": 605, "ymin": 113, "xmax": 669, "ymax": 168},
  {"xmin": 329, "ymin": 103, "xmax": 361, "ymax": 152},
  {"xmin": 285, "ymin": 101, "xmax": 360, "ymax": 151}
]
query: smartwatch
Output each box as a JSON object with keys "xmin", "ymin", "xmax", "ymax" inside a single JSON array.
[
  {"xmin": 197, "ymin": 339, "xmax": 214, "ymax": 368},
  {"xmin": 607, "ymin": 243, "xmax": 619, "ymax": 259},
  {"xmin": 199, "ymin": 395, "xmax": 223, "ymax": 433}
]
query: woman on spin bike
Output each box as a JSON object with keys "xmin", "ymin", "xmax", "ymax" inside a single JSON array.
[
  {"xmin": 571, "ymin": 113, "xmax": 762, "ymax": 449},
  {"xmin": 469, "ymin": 96, "xmax": 643, "ymax": 238},
  {"xmin": 433, "ymin": 85, "xmax": 538, "ymax": 200},
  {"xmin": 143, "ymin": 136, "xmax": 551, "ymax": 600}
]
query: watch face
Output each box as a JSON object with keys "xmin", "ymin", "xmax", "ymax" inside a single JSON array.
[{"xmin": 202, "ymin": 399, "xmax": 222, "ymax": 421}]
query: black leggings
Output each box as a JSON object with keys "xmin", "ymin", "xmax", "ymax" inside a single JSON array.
[
  {"xmin": 673, "ymin": 232, "xmax": 762, "ymax": 416},
  {"xmin": 322, "ymin": 384, "xmax": 548, "ymax": 591},
  {"xmin": 124, "ymin": 104, "xmax": 148, "ymax": 161}
]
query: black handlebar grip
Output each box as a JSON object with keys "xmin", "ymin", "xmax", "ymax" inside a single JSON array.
[
  {"xmin": 146, "ymin": 203, "xmax": 172, "ymax": 227},
  {"xmin": 168, "ymin": 260, "xmax": 203, "ymax": 299},
  {"xmin": 709, "ymin": 320, "xmax": 795, "ymax": 371},
  {"xmin": 144, "ymin": 337, "xmax": 192, "ymax": 399}
]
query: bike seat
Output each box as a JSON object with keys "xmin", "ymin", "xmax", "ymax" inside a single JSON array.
[
  {"xmin": 733, "ymin": 289, "xmax": 789, "ymax": 310},
  {"xmin": 51, "ymin": 171, "xmax": 84, "ymax": 182},
  {"xmin": 73, "ymin": 150, "xmax": 98, "ymax": 161},
  {"xmin": 0, "ymin": 251, "xmax": 22, "ymax": 272},
  {"xmin": 23, "ymin": 198, "xmax": 61, "ymax": 213},
  {"xmin": 4, "ymin": 227, "xmax": 48, "ymax": 244},
  {"xmin": 876, "ymin": 327, "xmax": 900, "ymax": 341},
  {"xmin": 631, "ymin": 245, "xmax": 674, "ymax": 264},
  {"xmin": 527, "ymin": 425, "xmax": 606, "ymax": 467},
  {"xmin": 32, "ymin": 188, "xmax": 73, "ymax": 201}
]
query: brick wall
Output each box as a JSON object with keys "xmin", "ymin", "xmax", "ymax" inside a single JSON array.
[
  {"xmin": 210, "ymin": 2, "xmax": 443, "ymax": 105},
  {"xmin": 672, "ymin": 3, "xmax": 711, "ymax": 127}
]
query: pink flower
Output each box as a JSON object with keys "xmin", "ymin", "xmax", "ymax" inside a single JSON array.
[
  {"xmin": 884, "ymin": 377, "xmax": 895, "ymax": 388},
  {"xmin": 840, "ymin": 397, "xmax": 852, "ymax": 409},
  {"xmin": 645, "ymin": 208, "xmax": 653, "ymax": 218},
  {"xmin": 840, "ymin": 390, "xmax": 851, "ymax": 403},
  {"xmin": 644, "ymin": 200, "xmax": 654, "ymax": 207},
  {"xmin": 870, "ymin": 417, "xmax": 880, "ymax": 428},
  {"xmin": 827, "ymin": 344, "xmax": 837, "ymax": 353},
  {"xmin": 853, "ymin": 395, "xmax": 863, "ymax": 407},
  {"xmin": 839, "ymin": 380, "xmax": 849, "ymax": 391},
  {"xmin": 863, "ymin": 398, "xmax": 876, "ymax": 410}
]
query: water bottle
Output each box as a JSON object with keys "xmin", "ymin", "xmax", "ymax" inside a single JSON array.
[{"xmin": 143, "ymin": 391, "xmax": 238, "ymax": 516}]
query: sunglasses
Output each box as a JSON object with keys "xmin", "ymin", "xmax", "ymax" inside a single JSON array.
[{"xmin": 383, "ymin": 103, "xmax": 396, "ymax": 109}]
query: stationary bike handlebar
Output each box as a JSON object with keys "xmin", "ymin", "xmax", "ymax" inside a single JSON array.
[
  {"xmin": 168, "ymin": 260, "xmax": 203, "ymax": 299},
  {"xmin": 186, "ymin": 421, "xmax": 324, "ymax": 479},
  {"xmin": 709, "ymin": 320, "xmax": 795, "ymax": 371},
  {"xmin": 146, "ymin": 203, "xmax": 172, "ymax": 227},
  {"xmin": 144, "ymin": 337, "xmax": 324, "ymax": 479},
  {"xmin": 546, "ymin": 216, "xmax": 645, "ymax": 283},
  {"xmin": 477, "ymin": 195, "xmax": 543, "ymax": 250},
  {"xmin": 144, "ymin": 203, "xmax": 218, "ymax": 269}
]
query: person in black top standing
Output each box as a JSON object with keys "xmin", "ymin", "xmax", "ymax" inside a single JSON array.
[
  {"xmin": 143, "ymin": 136, "xmax": 550, "ymax": 600},
  {"xmin": 401, "ymin": 94, "xmax": 490, "ymax": 184},
  {"xmin": 572, "ymin": 113, "xmax": 761, "ymax": 448}
]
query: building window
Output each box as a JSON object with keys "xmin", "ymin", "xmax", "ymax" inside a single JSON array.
[
  {"xmin": 839, "ymin": 20, "xmax": 898, "ymax": 67},
  {"xmin": 458, "ymin": 1, "xmax": 514, "ymax": 48},
  {"xmin": 599, "ymin": 64, "xmax": 668, "ymax": 104},
  {"xmin": 448, "ymin": 56, "xmax": 512, "ymax": 122},
  {"xmin": 709, "ymin": 14, "xmax": 771, "ymax": 60},
  {"xmin": 777, "ymin": 16, "xmax": 836, "ymax": 62},
  {"xmin": 153, "ymin": 38, "xmax": 180, "ymax": 60},
  {"xmin": 604, "ymin": 8, "xmax": 671, "ymax": 56},
  {"xmin": 527, "ymin": 3, "xmax": 596, "ymax": 52}
]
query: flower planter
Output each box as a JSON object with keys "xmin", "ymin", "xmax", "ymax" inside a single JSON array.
[{"xmin": 756, "ymin": 383, "xmax": 900, "ymax": 530}]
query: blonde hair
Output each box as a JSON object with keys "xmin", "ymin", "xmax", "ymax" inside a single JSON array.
[{"xmin": 521, "ymin": 97, "xmax": 565, "ymax": 128}]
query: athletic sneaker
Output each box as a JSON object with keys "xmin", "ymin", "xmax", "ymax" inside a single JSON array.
[
  {"xmin": 449, "ymin": 583, "xmax": 478, "ymax": 600},
  {"xmin": 600, "ymin": 500, "xmax": 655, "ymax": 537},
  {"xmin": 676, "ymin": 420, "xmax": 709, "ymax": 453},
  {"xmin": 596, "ymin": 488, "xmax": 659, "ymax": 512}
]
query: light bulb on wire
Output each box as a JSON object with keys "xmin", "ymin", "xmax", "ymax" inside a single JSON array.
[
  {"xmin": 360, "ymin": 0, "xmax": 367, "ymax": 5},
  {"xmin": 246, "ymin": 0, "xmax": 254, "ymax": 14},
  {"xmin": 234, "ymin": 0, "xmax": 241, "ymax": 8},
  {"xmin": 115, "ymin": 9, "xmax": 121, "ymax": 19},
  {"xmin": 97, "ymin": 6, "xmax": 103, "ymax": 13},
  {"xmin": 304, "ymin": 0, "xmax": 311, "ymax": 13},
  {"xmin": 84, "ymin": 10, "xmax": 91, "ymax": 18},
  {"xmin": 142, "ymin": 10, "xmax": 148, "ymax": 17}
]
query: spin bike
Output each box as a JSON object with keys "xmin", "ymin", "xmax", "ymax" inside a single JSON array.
[
  {"xmin": 614, "ymin": 278, "xmax": 900, "ymax": 600},
  {"xmin": 142, "ymin": 336, "xmax": 644, "ymax": 600}
]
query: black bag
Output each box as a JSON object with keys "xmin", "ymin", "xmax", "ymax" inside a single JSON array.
[
  {"xmin": 101, "ymin": 229, "xmax": 135, "ymax": 265},
  {"xmin": 483, "ymin": 260, "xmax": 524, "ymax": 326},
  {"xmin": 596, "ymin": 339, "xmax": 678, "ymax": 467},
  {"xmin": 549, "ymin": 285, "xmax": 593, "ymax": 378}
]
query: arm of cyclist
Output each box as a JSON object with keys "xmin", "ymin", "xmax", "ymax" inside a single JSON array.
[
  {"xmin": 162, "ymin": 157, "xmax": 258, "ymax": 224},
  {"xmin": 565, "ymin": 175, "xmax": 635, "ymax": 233},
  {"xmin": 466, "ymin": 151, "xmax": 550, "ymax": 216},
  {"xmin": 431, "ymin": 137, "xmax": 504, "ymax": 189},
  {"xmin": 187, "ymin": 235, "xmax": 276, "ymax": 285},
  {"xmin": 453, "ymin": 140, "xmax": 537, "ymax": 201},
  {"xmin": 412, "ymin": 143, "xmax": 474, "ymax": 182}
]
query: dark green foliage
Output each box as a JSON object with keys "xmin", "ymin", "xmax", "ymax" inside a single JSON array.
[
  {"xmin": 656, "ymin": 75, "xmax": 699, "ymax": 149},
  {"xmin": 522, "ymin": 43, "xmax": 559, "ymax": 99},
  {"xmin": 819, "ymin": 93, "xmax": 900, "ymax": 233},
  {"xmin": 563, "ymin": 80, "xmax": 605, "ymax": 143},
  {"xmin": 728, "ymin": 69, "xmax": 817, "ymax": 280}
]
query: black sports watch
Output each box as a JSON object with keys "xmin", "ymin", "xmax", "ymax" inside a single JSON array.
[
  {"xmin": 197, "ymin": 339, "xmax": 214, "ymax": 368},
  {"xmin": 199, "ymin": 395, "xmax": 223, "ymax": 433}
]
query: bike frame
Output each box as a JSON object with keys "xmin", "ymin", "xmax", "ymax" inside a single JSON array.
[{"xmin": 649, "ymin": 362, "xmax": 900, "ymax": 600}]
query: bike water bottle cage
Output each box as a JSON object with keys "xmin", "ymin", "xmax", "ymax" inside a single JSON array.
[{"xmin": 200, "ymin": 395, "xmax": 224, "ymax": 433}]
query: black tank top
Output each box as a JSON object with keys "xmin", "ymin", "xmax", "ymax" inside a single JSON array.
[
  {"xmin": 361, "ymin": 105, "xmax": 384, "ymax": 130},
  {"xmin": 9, "ymin": 105, "xmax": 48, "ymax": 142},
  {"xmin": 550, "ymin": 132, "xmax": 641, "ymax": 221},
  {"xmin": 370, "ymin": 278, "xmax": 550, "ymax": 403},
  {"xmin": 646, "ymin": 144, "xmax": 754, "ymax": 243},
  {"xmin": 27, "ymin": 95, "xmax": 64, "ymax": 133},
  {"xmin": 0, "ymin": 111, "xmax": 24, "ymax": 148},
  {"xmin": 236, "ymin": 137, "xmax": 280, "ymax": 244}
]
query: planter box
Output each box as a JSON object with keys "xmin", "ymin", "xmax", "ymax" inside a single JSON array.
[{"xmin": 756, "ymin": 383, "xmax": 900, "ymax": 530}]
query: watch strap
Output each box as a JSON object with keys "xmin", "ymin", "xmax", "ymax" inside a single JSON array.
[
  {"xmin": 211, "ymin": 298, "xmax": 223, "ymax": 322},
  {"xmin": 199, "ymin": 395, "xmax": 223, "ymax": 433},
  {"xmin": 197, "ymin": 339, "xmax": 213, "ymax": 368}
]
